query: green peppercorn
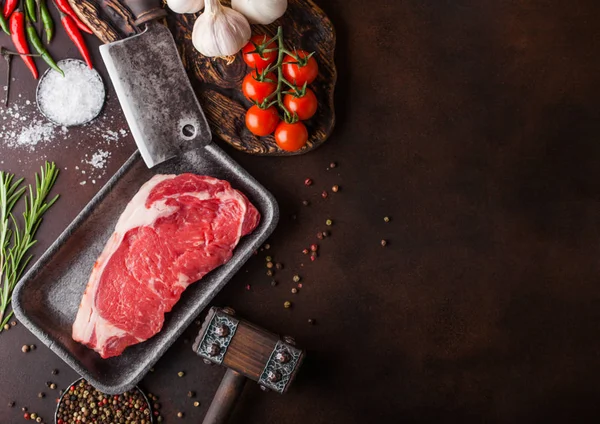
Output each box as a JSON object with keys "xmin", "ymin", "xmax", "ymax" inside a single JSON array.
[
  {"xmin": 157, "ymin": 416, "xmax": 163, "ymax": 422},
  {"xmin": 264, "ymin": 243, "xmax": 270, "ymax": 250},
  {"xmin": 3, "ymin": 323, "xmax": 9, "ymax": 330},
  {"xmin": 178, "ymin": 371, "xmax": 185, "ymax": 377},
  {"xmin": 284, "ymin": 301, "xmax": 292, "ymax": 309},
  {"xmin": 30, "ymin": 413, "xmax": 37, "ymax": 419},
  {"xmin": 384, "ymin": 216, "xmax": 390, "ymax": 222},
  {"xmin": 193, "ymin": 401, "xmax": 200, "ymax": 407},
  {"xmin": 266, "ymin": 269, "xmax": 273, "ymax": 277},
  {"xmin": 265, "ymin": 256, "xmax": 272, "ymax": 262},
  {"xmin": 292, "ymin": 275, "xmax": 300, "ymax": 283},
  {"xmin": 291, "ymin": 288, "xmax": 298, "ymax": 294},
  {"xmin": 326, "ymin": 219, "xmax": 332, "ymax": 226}
]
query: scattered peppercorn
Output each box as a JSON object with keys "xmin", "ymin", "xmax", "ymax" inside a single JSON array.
[
  {"xmin": 35, "ymin": 418, "xmax": 41, "ymax": 423},
  {"xmin": 193, "ymin": 401, "xmax": 200, "ymax": 407},
  {"xmin": 302, "ymin": 248, "xmax": 309, "ymax": 255},
  {"xmin": 293, "ymin": 275, "xmax": 300, "ymax": 283},
  {"xmin": 284, "ymin": 301, "xmax": 292, "ymax": 309},
  {"xmin": 326, "ymin": 219, "xmax": 333, "ymax": 226},
  {"xmin": 332, "ymin": 185, "xmax": 339, "ymax": 192},
  {"xmin": 271, "ymin": 280, "xmax": 278, "ymax": 287},
  {"xmin": 3, "ymin": 323, "xmax": 9, "ymax": 330},
  {"xmin": 22, "ymin": 345, "xmax": 30, "ymax": 353},
  {"xmin": 304, "ymin": 178, "xmax": 313, "ymax": 186},
  {"xmin": 265, "ymin": 255, "xmax": 272, "ymax": 262},
  {"xmin": 22, "ymin": 407, "xmax": 27, "ymax": 412},
  {"xmin": 8, "ymin": 401, "xmax": 14, "ymax": 407},
  {"xmin": 264, "ymin": 243, "xmax": 270, "ymax": 250},
  {"xmin": 50, "ymin": 383, "xmax": 56, "ymax": 390},
  {"xmin": 245, "ymin": 284, "xmax": 251, "ymax": 291},
  {"xmin": 178, "ymin": 371, "xmax": 185, "ymax": 377},
  {"xmin": 298, "ymin": 283, "xmax": 303, "ymax": 288},
  {"xmin": 381, "ymin": 239, "xmax": 387, "ymax": 247},
  {"xmin": 10, "ymin": 321, "xmax": 16, "ymax": 326},
  {"xmin": 291, "ymin": 288, "xmax": 298, "ymax": 294},
  {"xmin": 157, "ymin": 416, "xmax": 164, "ymax": 422},
  {"xmin": 384, "ymin": 216, "xmax": 390, "ymax": 222},
  {"xmin": 150, "ymin": 368, "xmax": 155, "ymax": 372},
  {"xmin": 275, "ymin": 263, "xmax": 283, "ymax": 270},
  {"xmin": 321, "ymin": 191, "xmax": 328, "ymax": 199},
  {"xmin": 51, "ymin": 369, "xmax": 58, "ymax": 375},
  {"xmin": 187, "ymin": 391, "xmax": 195, "ymax": 398},
  {"xmin": 30, "ymin": 344, "xmax": 36, "ymax": 350},
  {"xmin": 317, "ymin": 232, "xmax": 323, "ymax": 240},
  {"xmin": 37, "ymin": 392, "xmax": 44, "ymax": 398},
  {"xmin": 310, "ymin": 255, "xmax": 316, "ymax": 262},
  {"xmin": 302, "ymin": 200, "xmax": 309, "ymax": 206},
  {"xmin": 266, "ymin": 262, "xmax": 274, "ymax": 269},
  {"xmin": 330, "ymin": 162, "xmax": 337, "ymax": 168},
  {"xmin": 177, "ymin": 411, "xmax": 184, "ymax": 418},
  {"xmin": 308, "ymin": 318, "xmax": 315, "ymax": 325},
  {"xmin": 266, "ymin": 269, "xmax": 274, "ymax": 277},
  {"xmin": 322, "ymin": 231, "xmax": 328, "ymax": 238},
  {"xmin": 23, "ymin": 413, "xmax": 30, "ymax": 420},
  {"xmin": 310, "ymin": 244, "xmax": 318, "ymax": 252}
]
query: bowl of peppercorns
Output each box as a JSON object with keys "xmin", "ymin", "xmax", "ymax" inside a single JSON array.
[{"xmin": 55, "ymin": 378, "xmax": 156, "ymax": 423}]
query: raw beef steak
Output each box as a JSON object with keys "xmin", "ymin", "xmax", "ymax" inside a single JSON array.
[{"xmin": 72, "ymin": 174, "xmax": 260, "ymax": 358}]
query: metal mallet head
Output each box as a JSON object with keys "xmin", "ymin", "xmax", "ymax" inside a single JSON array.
[{"xmin": 193, "ymin": 306, "xmax": 305, "ymax": 424}]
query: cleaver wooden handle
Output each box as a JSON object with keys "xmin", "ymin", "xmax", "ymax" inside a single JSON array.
[{"xmin": 122, "ymin": 0, "xmax": 166, "ymax": 26}]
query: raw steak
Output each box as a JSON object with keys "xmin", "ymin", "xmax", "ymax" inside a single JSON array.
[{"xmin": 72, "ymin": 174, "xmax": 260, "ymax": 358}]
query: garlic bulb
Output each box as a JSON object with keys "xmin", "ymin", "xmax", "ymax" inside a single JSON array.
[
  {"xmin": 192, "ymin": 0, "xmax": 251, "ymax": 57},
  {"xmin": 167, "ymin": 0, "xmax": 204, "ymax": 14},
  {"xmin": 232, "ymin": 0, "xmax": 287, "ymax": 25}
]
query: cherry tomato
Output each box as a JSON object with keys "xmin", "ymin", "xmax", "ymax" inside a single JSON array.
[
  {"xmin": 242, "ymin": 35, "xmax": 277, "ymax": 72},
  {"xmin": 282, "ymin": 50, "xmax": 318, "ymax": 85},
  {"xmin": 275, "ymin": 121, "xmax": 308, "ymax": 152},
  {"xmin": 246, "ymin": 105, "xmax": 279, "ymax": 136},
  {"xmin": 242, "ymin": 71, "xmax": 277, "ymax": 104},
  {"xmin": 283, "ymin": 88, "xmax": 318, "ymax": 120}
]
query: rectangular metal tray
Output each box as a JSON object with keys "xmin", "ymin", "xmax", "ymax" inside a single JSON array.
[{"xmin": 12, "ymin": 144, "xmax": 278, "ymax": 394}]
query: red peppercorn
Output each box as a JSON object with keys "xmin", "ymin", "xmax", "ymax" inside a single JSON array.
[
  {"xmin": 103, "ymin": 398, "xmax": 108, "ymax": 404},
  {"xmin": 310, "ymin": 244, "xmax": 318, "ymax": 252},
  {"xmin": 321, "ymin": 190, "xmax": 328, "ymax": 198},
  {"xmin": 317, "ymin": 232, "xmax": 324, "ymax": 240},
  {"xmin": 310, "ymin": 255, "xmax": 316, "ymax": 262},
  {"xmin": 302, "ymin": 248, "xmax": 309, "ymax": 255},
  {"xmin": 304, "ymin": 178, "xmax": 313, "ymax": 186},
  {"xmin": 154, "ymin": 411, "xmax": 159, "ymax": 416},
  {"xmin": 24, "ymin": 413, "xmax": 30, "ymax": 420},
  {"xmin": 69, "ymin": 386, "xmax": 75, "ymax": 391},
  {"xmin": 245, "ymin": 284, "xmax": 251, "ymax": 291}
]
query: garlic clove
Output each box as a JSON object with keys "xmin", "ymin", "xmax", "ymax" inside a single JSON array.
[
  {"xmin": 167, "ymin": 0, "xmax": 205, "ymax": 14},
  {"xmin": 192, "ymin": 0, "xmax": 251, "ymax": 57},
  {"xmin": 232, "ymin": 0, "xmax": 287, "ymax": 25}
]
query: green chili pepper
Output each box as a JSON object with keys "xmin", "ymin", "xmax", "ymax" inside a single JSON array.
[
  {"xmin": 26, "ymin": 0, "xmax": 37, "ymax": 22},
  {"xmin": 25, "ymin": 16, "xmax": 63, "ymax": 77},
  {"xmin": 39, "ymin": 0, "xmax": 53, "ymax": 43},
  {"xmin": 0, "ymin": 11, "xmax": 9, "ymax": 35}
]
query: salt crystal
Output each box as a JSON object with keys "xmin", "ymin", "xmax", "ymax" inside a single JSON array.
[
  {"xmin": 80, "ymin": 181, "xmax": 86, "ymax": 185},
  {"xmin": 86, "ymin": 150, "xmax": 110, "ymax": 169},
  {"xmin": 37, "ymin": 59, "xmax": 105, "ymax": 126}
]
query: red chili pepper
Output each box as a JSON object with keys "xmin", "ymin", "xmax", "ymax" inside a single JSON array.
[
  {"xmin": 53, "ymin": 0, "xmax": 92, "ymax": 34},
  {"xmin": 9, "ymin": 11, "xmax": 38, "ymax": 79},
  {"xmin": 60, "ymin": 13, "xmax": 92, "ymax": 69},
  {"xmin": 3, "ymin": 0, "xmax": 18, "ymax": 19}
]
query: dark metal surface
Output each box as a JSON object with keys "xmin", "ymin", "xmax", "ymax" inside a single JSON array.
[
  {"xmin": 101, "ymin": 22, "xmax": 212, "ymax": 168},
  {"xmin": 2, "ymin": 0, "xmax": 600, "ymax": 423},
  {"xmin": 12, "ymin": 144, "xmax": 278, "ymax": 394}
]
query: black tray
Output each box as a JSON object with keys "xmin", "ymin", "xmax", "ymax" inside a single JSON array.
[{"xmin": 12, "ymin": 144, "xmax": 278, "ymax": 394}]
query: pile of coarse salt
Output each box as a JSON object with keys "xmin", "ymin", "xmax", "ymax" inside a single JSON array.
[{"xmin": 37, "ymin": 59, "xmax": 105, "ymax": 127}]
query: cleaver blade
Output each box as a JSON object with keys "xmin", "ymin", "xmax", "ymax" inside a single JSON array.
[{"xmin": 100, "ymin": 22, "xmax": 211, "ymax": 168}]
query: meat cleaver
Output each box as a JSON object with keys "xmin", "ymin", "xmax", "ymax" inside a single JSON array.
[{"xmin": 100, "ymin": 0, "xmax": 211, "ymax": 168}]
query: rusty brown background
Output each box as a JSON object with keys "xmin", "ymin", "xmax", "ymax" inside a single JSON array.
[{"xmin": 2, "ymin": 0, "xmax": 600, "ymax": 422}]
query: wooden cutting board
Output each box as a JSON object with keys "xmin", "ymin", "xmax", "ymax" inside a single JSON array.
[{"xmin": 69, "ymin": 0, "xmax": 337, "ymax": 156}]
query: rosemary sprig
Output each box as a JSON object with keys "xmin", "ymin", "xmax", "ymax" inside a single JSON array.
[{"xmin": 0, "ymin": 162, "xmax": 59, "ymax": 329}]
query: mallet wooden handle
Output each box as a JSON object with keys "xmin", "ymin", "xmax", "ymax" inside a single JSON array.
[{"xmin": 202, "ymin": 369, "xmax": 247, "ymax": 424}]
